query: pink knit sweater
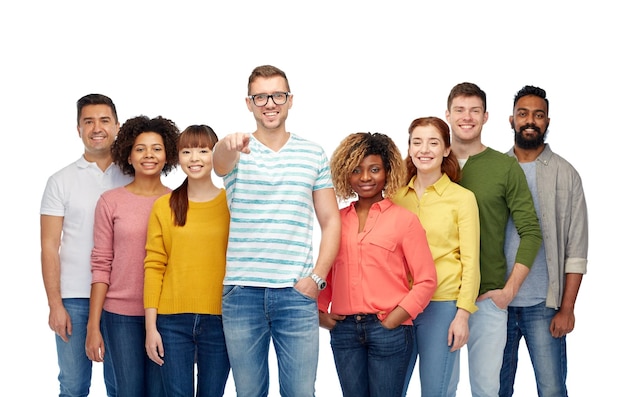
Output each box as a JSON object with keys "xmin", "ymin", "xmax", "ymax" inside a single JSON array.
[{"xmin": 91, "ymin": 186, "xmax": 170, "ymax": 316}]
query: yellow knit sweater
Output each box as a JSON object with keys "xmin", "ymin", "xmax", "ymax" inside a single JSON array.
[{"xmin": 144, "ymin": 189, "xmax": 229, "ymax": 315}]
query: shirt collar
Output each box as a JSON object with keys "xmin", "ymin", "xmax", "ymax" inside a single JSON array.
[
  {"xmin": 404, "ymin": 173, "xmax": 452, "ymax": 197},
  {"xmin": 348, "ymin": 197, "xmax": 394, "ymax": 212},
  {"xmin": 507, "ymin": 143, "xmax": 554, "ymax": 166}
]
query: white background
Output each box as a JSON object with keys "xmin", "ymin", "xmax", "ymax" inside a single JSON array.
[{"xmin": 1, "ymin": 1, "xmax": 623, "ymax": 395}]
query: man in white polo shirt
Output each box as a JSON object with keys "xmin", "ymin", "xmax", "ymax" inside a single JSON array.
[{"xmin": 40, "ymin": 94, "xmax": 131, "ymax": 396}]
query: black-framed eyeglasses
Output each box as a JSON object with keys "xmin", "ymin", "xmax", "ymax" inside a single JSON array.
[{"xmin": 248, "ymin": 92, "xmax": 291, "ymax": 107}]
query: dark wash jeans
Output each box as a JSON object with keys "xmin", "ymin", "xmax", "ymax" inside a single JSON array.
[{"xmin": 330, "ymin": 314, "xmax": 413, "ymax": 397}]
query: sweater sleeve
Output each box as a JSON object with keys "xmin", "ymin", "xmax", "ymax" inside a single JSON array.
[
  {"xmin": 144, "ymin": 198, "xmax": 169, "ymax": 310},
  {"xmin": 507, "ymin": 160, "xmax": 543, "ymax": 268},
  {"xmin": 91, "ymin": 194, "xmax": 114, "ymax": 285}
]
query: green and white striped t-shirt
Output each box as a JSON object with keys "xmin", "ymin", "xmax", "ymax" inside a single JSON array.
[{"xmin": 222, "ymin": 133, "xmax": 333, "ymax": 287}]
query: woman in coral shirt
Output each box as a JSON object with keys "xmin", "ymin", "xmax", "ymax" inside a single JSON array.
[{"xmin": 318, "ymin": 132, "xmax": 437, "ymax": 397}]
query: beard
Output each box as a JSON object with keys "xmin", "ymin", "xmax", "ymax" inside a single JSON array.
[{"xmin": 512, "ymin": 123, "xmax": 548, "ymax": 150}]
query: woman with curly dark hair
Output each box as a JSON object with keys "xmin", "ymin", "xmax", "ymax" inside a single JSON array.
[
  {"xmin": 318, "ymin": 132, "xmax": 437, "ymax": 397},
  {"xmin": 86, "ymin": 115, "xmax": 179, "ymax": 397}
]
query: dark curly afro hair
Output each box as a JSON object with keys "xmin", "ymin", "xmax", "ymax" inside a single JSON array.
[{"xmin": 111, "ymin": 115, "xmax": 180, "ymax": 176}]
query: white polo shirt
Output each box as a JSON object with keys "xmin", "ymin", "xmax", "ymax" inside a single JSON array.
[{"xmin": 40, "ymin": 156, "xmax": 132, "ymax": 298}]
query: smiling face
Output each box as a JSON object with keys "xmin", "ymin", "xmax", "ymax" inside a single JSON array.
[
  {"xmin": 409, "ymin": 124, "xmax": 451, "ymax": 177},
  {"xmin": 510, "ymin": 94, "xmax": 550, "ymax": 150},
  {"xmin": 246, "ymin": 75, "xmax": 292, "ymax": 132},
  {"xmin": 77, "ymin": 104, "xmax": 119, "ymax": 160},
  {"xmin": 349, "ymin": 154, "xmax": 386, "ymax": 203},
  {"xmin": 128, "ymin": 132, "xmax": 166, "ymax": 177},
  {"xmin": 445, "ymin": 95, "xmax": 488, "ymax": 144},
  {"xmin": 179, "ymin": 146, "xmax": 213, "ymax": 180}
]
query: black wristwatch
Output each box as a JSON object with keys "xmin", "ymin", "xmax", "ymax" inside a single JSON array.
[{"xmin": 310, "ymin": 273, "xmax": 327, "ymax": 290}]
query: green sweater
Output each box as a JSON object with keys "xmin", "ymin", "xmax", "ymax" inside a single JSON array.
[{"xmin": 460, "ymin": 148, "xmax": 542, "ymax": 295}]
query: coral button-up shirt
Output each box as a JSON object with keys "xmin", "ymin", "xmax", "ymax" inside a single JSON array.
[{"xmin": 318, "ymin": 198, "xmax": 436, "ymax": 325}]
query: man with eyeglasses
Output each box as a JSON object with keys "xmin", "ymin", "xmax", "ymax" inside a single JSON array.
[{"xmin": 213, "ymin": 65, "xmax": 341, "ymax": 397}]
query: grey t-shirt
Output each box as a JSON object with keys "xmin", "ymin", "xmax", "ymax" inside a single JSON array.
[{"xmin": 504, "ymin": 161, "xmax": 548, "ymax": 307}]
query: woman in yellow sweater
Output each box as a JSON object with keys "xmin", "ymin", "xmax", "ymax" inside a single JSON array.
[
  {"xmin": 393, "ymin": 117, "xmax": 480, "ymax": 396},
  {"xmin": 144, "ymin": 125, "xmax": 230, "ymax": 397}
]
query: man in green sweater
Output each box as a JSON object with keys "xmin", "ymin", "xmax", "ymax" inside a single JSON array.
[{"xmin": 445, "ymin": 82, "xmax": 542, "ymax": 397}]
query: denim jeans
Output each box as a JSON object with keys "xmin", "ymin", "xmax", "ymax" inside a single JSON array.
[
  {"xmin": 330, "ymin": 314, "xmax": 413, "ymax": 397},
  {"xmin": 450, "ymin": 298, "xmax": 507, "ymax": 397},
  {"xmin": 157, "ymin": 313, "xmax": 230, "ymax": 397},
  {"xmin": 102, "ymin": 310, "xmax": 165, "ymax": 397},
  {"xmin": 403, "ymin": 300, "xmax": 460, "ymax": 397},
  {"xmin": 222, "ymin": 286, "xmax": 319, "ymax": 397},
  {"xmin": 499, "ymin": 302, "xmax": 568, "ymax": 397},
  {"xmin": 56, "ymin": 298, "xmax": 116, "ymax": 397}
]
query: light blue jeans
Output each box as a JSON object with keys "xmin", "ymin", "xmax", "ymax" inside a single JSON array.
[
  {"xmin": 499, "ymin": 302, "xmax": 568, "ymax": 397},
  {"xmin": 222, "ymin": 285, "xmax": 319, "ymax": 397},
  {"xmin": 102, "ymin": 310, "xmax": 165, "ymax": 397},
  {"xmin": 330, "ymin": 314, "xmax": 413, "ymax": 397},
  {"xmin": 56, "ymin": 298, "xmax": 116, "ymax": 397},
  {"xmin": 403, "ymin": 300, "xmax": 460, "ymax": 397},
  {"xmin": 450, "ymin": 298, "xmax": 508, "ymax": 397},
  {"xmin": 157, "ymin": 313, "xmax": 230, "ymax": 397}
]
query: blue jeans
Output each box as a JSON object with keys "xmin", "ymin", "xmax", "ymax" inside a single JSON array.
[
  {"xmin": 450, "ymin": 298, "xmax": 508, "ymax": 397},
  {"xmin": 330, "ymin": 314, "xmax": 412, "ymax": 397},
  {"xmin": 157, "ymin": 313, "xmax": 230, "ymax": 397},
  {"xmin": 222, "ymin": 286, "xmax": 319, "ymax": 397},
  {"xmin": 56, "ymin": 298, "xmax": 116, "ymax": 397},
  {"xmin": 499, "ymin": 303, "xmax": 568, "ymax": 397},
  {"xmin": 403, "ymin": 301, "xmax": 459, "ymax": 397},
  {"xmin": 102, "ymin": 310, "xmax": 165, "ymax": 397}
]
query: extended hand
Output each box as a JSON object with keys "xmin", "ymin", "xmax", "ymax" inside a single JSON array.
[{"xmin": 221, "ymin": 132, "xmax": 251, "ymax": 154}]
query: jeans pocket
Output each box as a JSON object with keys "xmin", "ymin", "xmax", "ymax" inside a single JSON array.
[
  {"xmin": 222, "ymin": 285, "xmax": 239, "ymax": 301},
  {"xmin": 486, "ymin": 297, "xmax": 509, "ymax": 313},
  {"xmin": 377, "ymin": 319, "xmax": 399, "ymax": 331},
  {"xmin": 291, "ymin": 286, "xmax": 317, "ymax": 302}
]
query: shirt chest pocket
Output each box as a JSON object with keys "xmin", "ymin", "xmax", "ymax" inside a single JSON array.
[{"xmin": 363, "ymin": 238, "xmax": 398, "ymax": 270}]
